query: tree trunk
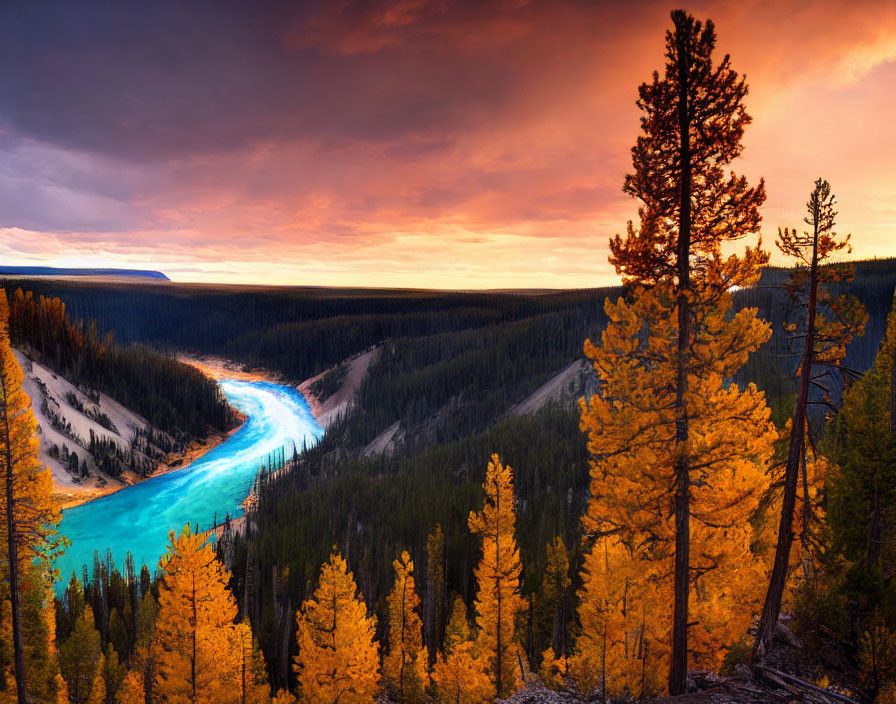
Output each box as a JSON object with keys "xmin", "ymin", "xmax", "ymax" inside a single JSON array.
[
  {"xmin": 1, "ymin": 372, "xmax": 27, "ymax": 704},
  {"xmin": 669, "ymin": 17, "xmax": 692, "ymax": 697},
  {"xmin": 191, "ymin": 571, "xmax": 197, "ymax": 704},
  {"xmin": 800, "ymin": 447, "xmax": 812, "ymax": 583},
  {"xmin": 754, "ymin": 206, "xmax": 820, "ymax": 659},
  {"xmin": 241, "ymin": 631, "xmax": 247, "ymax": 704}
]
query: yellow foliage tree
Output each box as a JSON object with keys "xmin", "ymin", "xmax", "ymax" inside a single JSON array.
[
  {"xmin": 568, "ymin": 535, "xmax": 655, "ymax": 697},
  {"xmin": 0, "ymin": 289, "xmax": 64, "ymax": 704},
  {"xmin": 153, "ymin": 525, "xmax": 239, "ymax": 704},
  {"xmin": 430, "ymin": 596, "xmax": 491, "ymax": 704},
  {"xmin": 294, "ymin": 551, "xmax": 379, "ymax": 704},
  {"xmin": 540, "ymin": 647, "xmax": 566, "ymax": 691},
  {"xmin": 232, "ymin": 620, "xmax": 270, "ymax": 704},
  {"xmin": 271, "ymin": 689, "xmax": 296, "ymax": 704},
  {"xmin": 116, "ymin": 671, "xmax": 145, "ymax": 704},
  {"xmin": 577, "ymin": 280, "xmax": 777, "ymax": 696},
  {"xmin": 602, "ymin": 9, "xmax": 771, "ymax": 693},
  {"xmin": 468, "ymin": 454, "xmax": 526, "ymax": 699},
  {"xmin": 86, "ymin": 653, "xmax": 105, "ymax": 704},
  {"xmin": 384, "ymin": 551, "xmax": 428, "ymax": 702}
]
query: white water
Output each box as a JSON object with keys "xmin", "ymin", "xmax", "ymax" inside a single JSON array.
[{"xmin": 55, "ymin": 379, "xmax": 323, "ymax": 584}]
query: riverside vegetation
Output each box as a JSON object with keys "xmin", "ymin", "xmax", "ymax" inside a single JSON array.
[{"xmin": 1, "ymin": 9, "xmax": 896, "ymax": 704}]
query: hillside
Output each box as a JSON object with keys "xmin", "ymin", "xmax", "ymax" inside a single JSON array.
[
  {"xmin": 6, "ymin": 261, "xmax": 896, "ymax": 692},
  {"xmin": 4, "ymin": 287, "xmax": 239, "ymax": 508},
  {"xmin": 7, "ymin": 288, "xmax": 236, "ymax": 440},
  {"xmin": 14, "ymin": 350, "xmax": 231, "ymax": 507}
]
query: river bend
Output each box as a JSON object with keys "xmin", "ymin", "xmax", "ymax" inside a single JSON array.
[{"xmin": 56, "ymin": 379, "xmax": 323, "ymax": 584}]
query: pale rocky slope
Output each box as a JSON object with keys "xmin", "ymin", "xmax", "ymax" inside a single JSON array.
[
  {"xmin": 508, "ymin": 359, "xmax": 594, "ymax": 417},
  {"xmin": 15, "ymin": 350, "xmax": 174, "ymax": 506},
  {"xmin": 299, "ymin": 347, "xmax": 380, "ymax": 429}
]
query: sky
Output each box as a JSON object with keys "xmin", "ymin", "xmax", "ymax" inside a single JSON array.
[{"xmin": 1, "ymin": 0, "xmax": 894, "ymax": 289}]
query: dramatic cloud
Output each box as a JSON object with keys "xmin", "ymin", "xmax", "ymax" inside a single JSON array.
[{"xmin": 0, "ymin": 0, "xmax": 894, "ymax": 287}]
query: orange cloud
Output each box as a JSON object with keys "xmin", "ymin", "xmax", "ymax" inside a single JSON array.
[{"xmin": 1, "ymin": 0, "xmax": 894, "ymax": 287}]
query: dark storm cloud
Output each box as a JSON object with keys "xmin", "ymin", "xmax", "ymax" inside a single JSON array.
[{"xmin": 0, "ymin": 0, "xmax": 542, "ymax": 160}]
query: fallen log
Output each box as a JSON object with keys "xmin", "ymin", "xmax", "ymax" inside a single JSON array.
[{"xmin": 754, "ymin": 664, "xmax": 860, "ymax": 704}]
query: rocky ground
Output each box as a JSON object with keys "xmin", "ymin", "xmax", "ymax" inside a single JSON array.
[{"xmin": 497, "ymin": 624, "xmax": 865, "ymax": 704}]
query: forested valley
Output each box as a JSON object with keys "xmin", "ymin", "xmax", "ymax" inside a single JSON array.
[{"xmin": 2, "ymin": 8, "xmax": 896, "ymax": 704}]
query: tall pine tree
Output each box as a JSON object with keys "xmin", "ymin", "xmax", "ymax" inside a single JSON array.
[
  {"xmin": 822, "ymin": 291, "xmax": 896, "ymax": 696},
  {"xmin": 755, "ymin": 179, "xmax": 867, "ymax": 657},
  {"xmin": 588, "ymin": 10, "xmax": 770, "ymax": 694},
  {"xmin": 59, "ymin": 608, "xmax": 102, "ymax": 704}
]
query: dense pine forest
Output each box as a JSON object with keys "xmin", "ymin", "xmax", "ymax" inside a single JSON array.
[
  {"xmin": 7, "ymin": 289, "xmax": 235, "ymax": 441},
  {"xmin": 4, "ymin": 258, "xmax": 896, "ymax": 703},
  {"xmin": 2, "ymin": 8, "xmax": 896, "ymax": 704}
]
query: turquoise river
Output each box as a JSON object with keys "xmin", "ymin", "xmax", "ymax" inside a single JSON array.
[{"xmin": 55, "ymin": 379, "xmax": 324, "ymax": 586}]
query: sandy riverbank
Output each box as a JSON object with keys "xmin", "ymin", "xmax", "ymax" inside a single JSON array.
[{"xmin": 179, "ymin": 355, "xmax": 284, "ymax": 383}]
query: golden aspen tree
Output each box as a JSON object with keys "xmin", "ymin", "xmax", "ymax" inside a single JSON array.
[
  {"xmin": 293, "ymin": 551, "xmax": 379, "ymax": 704},
  {"xmin": 582, "ymin": 10, "xmax": 773, "ymax": 694},
  {"xmin": 0, "ymin": 290, "xmax": 64, "ymax": 704},
  {"xmin": 153, "ymin": 525, "xmax": 239, "ymax": 704},
  {"xmin": 232, "ymin": 621, "xmax": 270, "ymax": 704},
  {"xmin": 539, "ymin": 648, "xmax": 565, "ymax": 691},
  {"xmin": 468, "ymin": 454, "xmax": 526, "ymax": 698},
  {"xmin": 567, "ymin": 535, "xmax": 657, "ymax": 698},
  {"xmin": 271, "ymin": 689, "xmax": 296, "ymax": 704},
  {"xmin": 579, "ymin": 288, "xmax": 775, "ymax": 693},
  {"xmin": 116, "ymin": 671, "xmax": 145, "ymax": 704},
  {"xmin": 384, "ymin": 551, "xmax": 428, "ymax": 702},
  {"xmin": 755, "ymin": 179, "xmax": 867, "ymax": 657},
  {"xmin": 430, "ymin": 596, "xmax": 490, "ymax": 704}
]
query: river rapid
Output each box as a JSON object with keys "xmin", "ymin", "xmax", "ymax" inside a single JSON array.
[{"xmin": 55, "ymin": 379, "xmax": 323, "ymax": 586}]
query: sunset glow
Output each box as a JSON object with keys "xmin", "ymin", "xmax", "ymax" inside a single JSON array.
[{"xmin": 1, "ymin": 0, "xmax": 895, "ymax": 288}]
